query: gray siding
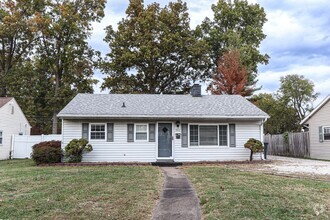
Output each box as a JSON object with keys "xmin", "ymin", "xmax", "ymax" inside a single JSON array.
[
  {"xmin": 305, "ymin": 100, "xmax": 330, "ymax": 160},
  {"xmin": 62, "ymin": 120, "xmax": 263, "ymax": 162}
]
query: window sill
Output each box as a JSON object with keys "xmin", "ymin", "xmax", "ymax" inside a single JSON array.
[
  {"xmin": 89, "ymin": 139, "xmax": 106, "ymax": 142},
  {"xmin": 188, "ymin": 146, "xmax": 229, "ymax": 149}
]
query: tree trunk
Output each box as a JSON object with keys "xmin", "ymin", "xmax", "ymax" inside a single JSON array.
[
  {"xmin": 52, "ymin": 111, "xmax": 58, "ymax": 134},
  {"xmin": 250, "ymin": 150, "xmax": 253, "ymax": 161}
]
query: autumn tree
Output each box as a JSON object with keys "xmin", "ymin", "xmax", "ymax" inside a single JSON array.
[
  {"xmin": 101, "ymin": 0, "xmax": 210, "ymax": 94},
  {"xmin": 278, "ymin": 74, "xmax": 319, "ymax": 121},
  {"xmin": 199, "ymin": 0, "xmax": 269, "ymax": 92},
  {"xmin": 0, "ymin": 0, "xmax": 44, "ymax": 96},
  {"xmin": 208, "ymin": 49, "xmax": 253, "ymax": 96}
]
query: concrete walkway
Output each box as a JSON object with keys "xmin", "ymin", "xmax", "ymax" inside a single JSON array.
[{"xmin": 152, "ymin": 167, "xmax": 201, "ymax": 220}]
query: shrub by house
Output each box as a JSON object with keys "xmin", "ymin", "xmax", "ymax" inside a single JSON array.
[{"xmin": 31, "ymin": 141, "xmax": 62, "ymax": 165}]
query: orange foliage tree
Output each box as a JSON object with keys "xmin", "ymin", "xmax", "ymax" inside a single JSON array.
[{"xmin": 208, "ymin": 49, "xmax": 254, "ymax": 96}]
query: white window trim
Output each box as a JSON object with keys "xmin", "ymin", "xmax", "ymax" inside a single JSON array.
[
  {"xmin": 323, "ymin": 126, "xmax": 330, "ymax": 142},
  {"xmin": 89, "ymin": 123, "xmax": 106, "ymax": 141},
  {"xmin": 0, "ymin": 131, "xmax": 3, "ymax": 145},
  {"xmin": 134, "ymin": 123, "xmax": 149, "ymax": 142},
  {"xmin": 188, "ymin": 123, "xmax": 229, "ymax": 148}
]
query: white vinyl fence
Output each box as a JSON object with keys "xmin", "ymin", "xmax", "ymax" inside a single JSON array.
[{"xmin": 11, "ymin": 134, "xmax": 62, "ymax": 159}]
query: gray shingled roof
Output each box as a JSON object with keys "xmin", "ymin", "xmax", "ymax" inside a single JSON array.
[
  {"xmin": 58, "ymin": 94, "xmax": 269, "ymax": 119},
  {"xmin": 0, "ymin": 97, "xmax": 13, "ymax": 108}
]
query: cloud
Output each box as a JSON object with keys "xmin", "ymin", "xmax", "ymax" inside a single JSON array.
[{"xmin": 255, "ymin": 0, "xmax": 330, "ymax": 104}]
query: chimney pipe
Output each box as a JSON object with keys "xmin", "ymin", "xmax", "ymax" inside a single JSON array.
[{"xmin": 191, "ymin": 84, "xmax": 202, "ymax": 97}]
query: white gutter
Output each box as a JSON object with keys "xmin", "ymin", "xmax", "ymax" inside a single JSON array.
[{"xmin": 58, "ymin": 114, "xmax": 270, "ymax": 120}]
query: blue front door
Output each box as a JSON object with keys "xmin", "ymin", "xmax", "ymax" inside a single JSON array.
[{"xmin": 158, "ymin": 123, "xmax": 172, "ymax": 157}]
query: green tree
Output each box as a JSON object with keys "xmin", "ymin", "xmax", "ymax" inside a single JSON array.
[
  {"xmin": 199, "ymin": 0, "xmax": 269, "ymax": 93},
  {"xmin": 101, "ymin": 0, "xmax": 210, "ymax": 94},
  {"xmin": 5, "ymin": 59, "xmax": 53, "ymax": 133},
  {"xmin": 36, "ymin": 0, "xmax": 105, "ymax": 133},
  {"xmin": 0, "ymin": 0, "xmax": 44, "ymax": 96},
  {"xmin": 251, "ymin": 93, "xmax": 300, "ymax": 134},
  {"xmin": 278, "ymin": 74, "xmax": 319, "ymax": 121}
]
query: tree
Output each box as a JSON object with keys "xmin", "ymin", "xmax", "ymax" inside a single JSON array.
[
  {"xmin": 0, "ymin": 0, "xmax": 43, "ymax": 96},
  {"xmin": 208, "ymin": 49, "xmax": 253, "ymax": 96},
  {"xmin": 278, "ymin": 74, "xmax": 319, "ymax": 121},
  {"xmin": 199, "ymin": 0, "xmax": 269, "ymax": 92},
  {"xmin": 36, "ymin": 0, "xmax": 105, "ymax": 133},
  {"xmin": 101, "ymin": 0, "xmax": 210, "ymax": 94},
  {"xmin": 244, "ymin": 138, "xmax": 263, "ymax": 161},
  {"xmin": 251, "ymin": 93, "xmax": 300, "ymax": 134},
  {"xmin": 5, "ymin": 59, "xmax": 54, "ymax": 133}
]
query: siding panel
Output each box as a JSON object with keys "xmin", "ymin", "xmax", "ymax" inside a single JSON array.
[
  {"xmin": 174, "ymin": 121, "xmax": 262, "ymax": 162},
  {"xmin": 0, "ymin": 99, "xmax": 31, "ymax": 160},
  {"xmin": 305, "ymin": 100, "xmax": 330, "ymax": 160},
  {"xmin": 62, "ymin": 120, "xmax": 263, "ymax": 162},
  {"xmin": 62, "ymin": 120, "xmax": 156, "ymax": 162}
]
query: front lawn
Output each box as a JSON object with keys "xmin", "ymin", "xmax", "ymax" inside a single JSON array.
[
  {"xmin": 0, "ymin": 160, "xmax": 162, "ymax": 219},
  {"xmin": 185, "ymin": 166, "xmax": 330, "ymax": 220}
]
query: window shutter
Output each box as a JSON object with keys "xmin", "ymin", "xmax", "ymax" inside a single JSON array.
[
  {"xmin": 149, "ymin": 124, "xmax": 156, "ymax": 142},
  {"xmin": 181, "ymin": 124, "xmax": 188, "ymax": 147},
  {"xmin": 319, "ymin": 126, "xmax": 324, "ymax": 142},
  {"xmin": 127, "ymin": 124, "xmax": 134, "ymax": 142},
  {"xmin": 229, "ymin": 124, "xmax": 236, "ymax": 147},
  {"xmin": 82, "ymin": 123, "xmax": 89, "ymax": 140},
  {"xmin": 107, "ymin": 123, "xmax": 114, "ymax": 142}
]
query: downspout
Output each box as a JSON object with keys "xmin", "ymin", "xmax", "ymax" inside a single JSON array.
[{"xmin": 260, "ymin": 118, "xmax": 268, "ymax": 143}]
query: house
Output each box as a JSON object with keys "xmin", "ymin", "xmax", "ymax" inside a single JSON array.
[
  {"xmin": 58, "ymin": 85, "xmax": 269, "ymax": 162},
  {"xmin": 300, "ymin": 95, "xmax": 330, "ymax": 160},
  {"xmin": 0, "ymin": 97, "xmax": 31, "ymax": 160}
]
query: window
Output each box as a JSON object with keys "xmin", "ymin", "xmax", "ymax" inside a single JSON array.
[
  {"xmin": 189, "ymin": 124, "xmax": 228, "ymax": 146},
  {"xmin": 135, "ymin": 124, "xmax": 148, "ymax": 141},
  {"xmin": 0, "ymin": 131, "xmax": 2, "ymax": 144},
  {"xmin": 219, "ymin": 125, "xmax": 228, "ymax": 146},
  {"xmin": 90, "ymin": 124, "xmax": 106, "ymax": 140},
  {"xmin": 324, "ymin": 127, "xmax": 330, "ymax": 141},
  {"xmin": 200, "ymin": 126, "xmax": 218, "ymax": 146},
  {"xmin": 189, "ymin": 125, "xmax": 199, "ymax": 146}
]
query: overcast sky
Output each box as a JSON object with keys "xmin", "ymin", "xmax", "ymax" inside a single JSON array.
[{"xmin": 89, "ymin": 0, "xmax": 330, "ymax": 105}]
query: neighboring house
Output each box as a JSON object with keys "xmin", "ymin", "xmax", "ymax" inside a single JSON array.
[
  {"xmin": 58, "ymin": 85, "xmax": 269, "ymax": 162},
  {"xmin": 301, "ymin": 95, "xmax": 330, "ymax": 160},
  {"xmin": 0, "ymin": 97, "xmax": 31, "ymax": 160}
]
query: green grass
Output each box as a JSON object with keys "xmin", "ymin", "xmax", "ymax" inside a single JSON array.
[
  {"xmin": 0, "ymin": 160, "xmax": 162, "ymax": 219},
  {"xmin": 184, "ymin": 166, "xmax": 330, "ymax": 220}
]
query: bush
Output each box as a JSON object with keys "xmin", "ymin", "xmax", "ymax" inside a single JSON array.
[
  {"xmin": 65, "ymin": 138, "xmax": 93, "ymax": 163},
  {"xmin": 244, "ymin": 138, "xmax": 264, "ymax": 161},
  {"xmin": 31, "ymin": 141, "xmax": 62, "ymax": 165}
]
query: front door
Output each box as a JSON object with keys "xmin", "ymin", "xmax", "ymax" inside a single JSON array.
[{"xmin": 158, "ymin": 123, "xmax": 172, "ymax": 157}]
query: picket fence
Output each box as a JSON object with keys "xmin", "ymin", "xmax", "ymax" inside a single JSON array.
[{"xmin": 11, "ymin": 134, "xmax": 62, "ymax": 159}]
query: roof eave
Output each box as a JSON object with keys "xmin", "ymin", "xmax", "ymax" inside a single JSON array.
[
  {"xmin": 58, "ymin": 114, "xmax": 269, "ymax": 120},
  {"xmin": 300, "ymin": 95, "xmax": 330, "ymax": 125}
]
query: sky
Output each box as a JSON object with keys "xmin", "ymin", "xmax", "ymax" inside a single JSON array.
[{"xmin": 89, "ymin": 0, "xmax": 330, "ymax": 105}]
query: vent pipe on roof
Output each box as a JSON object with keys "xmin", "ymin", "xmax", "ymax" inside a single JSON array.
[
  {"xmin": 191, "ymin": 84, "xmax": 202, "ymax": 97},
  {"xmin": 122, "ymin": 102, "xmax": 126, "ymax": 108}
]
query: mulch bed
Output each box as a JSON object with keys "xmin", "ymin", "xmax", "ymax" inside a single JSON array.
[{"xmin": 38, "ymin": 160, "xmax": 272, "ymax": 167}]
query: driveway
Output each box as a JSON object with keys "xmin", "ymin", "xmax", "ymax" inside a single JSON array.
[
  {"xmin": 265, "ymin": 156, "xmax": 330, "ymax": 176},
  {"xmin": 224, "ymin": 156, "xmax": 330, "ymax": 180}
]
